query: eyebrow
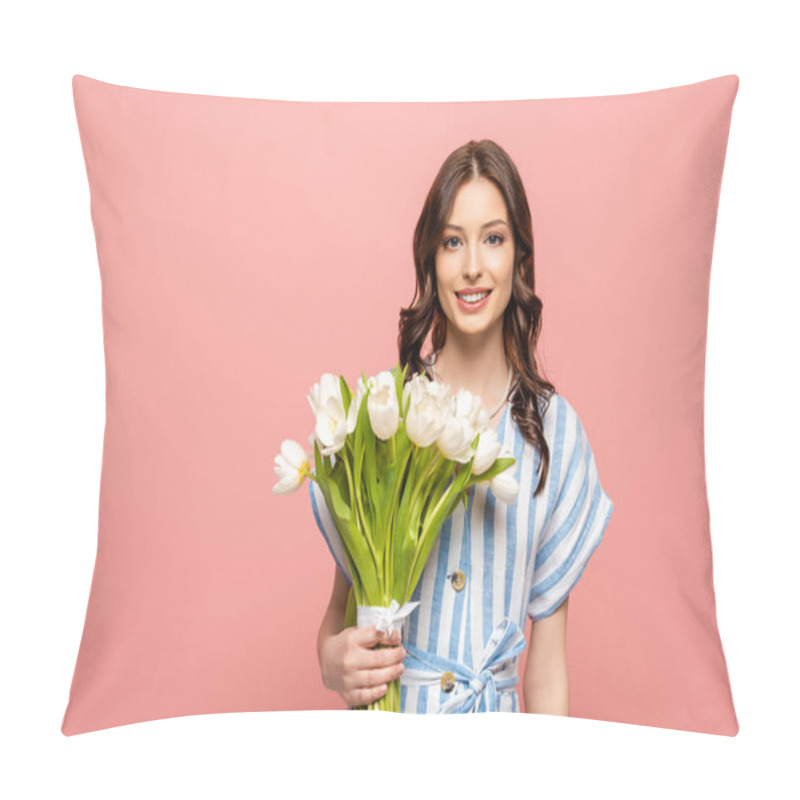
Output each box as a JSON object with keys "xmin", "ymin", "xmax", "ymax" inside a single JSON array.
[{"xmin": 443, "ymin": 219, "xmax": 508, "ymax": 232}]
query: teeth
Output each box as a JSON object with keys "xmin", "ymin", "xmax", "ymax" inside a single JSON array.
[{"xmin": 458, "ymin": 291, "xmax": 490, "ymax": 303}]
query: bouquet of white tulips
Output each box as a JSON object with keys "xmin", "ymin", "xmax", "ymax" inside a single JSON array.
[{"xmin": 272, "ymin": 361, "xmax": 519, "ymax": 711}]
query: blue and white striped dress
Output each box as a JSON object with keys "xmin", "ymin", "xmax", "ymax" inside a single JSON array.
[{"xmin": 309, "ymin": 360, "xmax": 614, "ymax": 713}]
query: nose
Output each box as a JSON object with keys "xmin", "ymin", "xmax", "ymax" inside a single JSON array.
[{"xmin": 463, "ymin": 247, "xmax": 483, "ymax": 280}]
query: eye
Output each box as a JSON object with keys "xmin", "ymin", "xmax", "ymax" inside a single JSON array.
[
  {"xmin": 487, "ymin": 233, "xmax": 504, "ymax": 245},
  {"xmin": 443, "ymin": 236, "xmax": 460, "ymax": 249}
]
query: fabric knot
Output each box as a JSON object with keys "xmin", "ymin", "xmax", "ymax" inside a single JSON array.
[{"xmin": 469, "ymin": 672, "xmax": 491, "ymax": 696}]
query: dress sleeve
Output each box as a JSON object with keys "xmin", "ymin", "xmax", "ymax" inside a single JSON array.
[
  {"xmin": 527, "ymin": 398, "xmax": 613, "ymax": 621},
  {"xmin": 308, "ymin": 478, "xmax": 353, "ymax": 586}
]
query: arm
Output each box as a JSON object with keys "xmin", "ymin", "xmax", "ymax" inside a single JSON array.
[
  {"xmin": 522, "ymin": 596, "xmax": 570, "ymax": 716},
  {"xmin": 316, "ymin": 567, "xmax": 349, "ymax": 675}
]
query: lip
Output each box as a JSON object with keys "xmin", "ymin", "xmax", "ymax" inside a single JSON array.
[{"xmin": 455, "ymin": 289, "xmax": 492, "ymax": 313}]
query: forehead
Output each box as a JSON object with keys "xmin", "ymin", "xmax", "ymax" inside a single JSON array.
[{"xmin": 446, "ymin": 178, "xmax": 508, "ymax": 226}]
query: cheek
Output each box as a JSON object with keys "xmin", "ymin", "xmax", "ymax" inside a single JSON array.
[
  {"xmin": 435, "ymin": 262, "xmax": 458, "ymax": 293},
  {"xmin": 433, "ymin": 259, "xmax": 444, "ymax": 287},
  {"xmin": 487, "ymin": 249, "xmax": 513, "ymax": 279},
  {"xmin": 494, "ymin": 277, "xmax": 514, "ymax": 310}
]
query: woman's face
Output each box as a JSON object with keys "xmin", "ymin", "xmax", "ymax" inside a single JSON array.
[{"xmin": 435, "ymin": 177, "xmax": 515, "ymax": 341}]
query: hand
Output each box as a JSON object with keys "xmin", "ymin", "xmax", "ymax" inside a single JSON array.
[{"xmin": 319, "ymin": 625, "xmax": 407, "ymax": 708}]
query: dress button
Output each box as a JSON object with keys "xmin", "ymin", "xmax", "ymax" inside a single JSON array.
[
  {"xmin": 440, "ymin": 671, "xmax": 456, "ymax": 693},
  {"xmin": 450, "ymin": 570, "xmax": 466, "ymax": 591}
]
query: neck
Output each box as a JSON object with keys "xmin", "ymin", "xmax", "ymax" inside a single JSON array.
[{"xmin": 430, "ymin": 329, "xmax": 511, "ymax": 414}]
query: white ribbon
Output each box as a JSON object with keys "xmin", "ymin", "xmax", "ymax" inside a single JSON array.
[{"xmin": 357, "ymin": 599, "xmax": 420, "ymax": 637}]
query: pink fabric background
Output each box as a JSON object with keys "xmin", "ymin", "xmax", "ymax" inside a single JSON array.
[{"xmin": 62, "ymin": 74, "xmax": 739, "ymax": 735}]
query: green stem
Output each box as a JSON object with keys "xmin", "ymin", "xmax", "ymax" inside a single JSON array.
[
  {"xmin": 342, "ymin": 452, "xmax": 380, "ymax": 582},
  {"xmin": 408, "ymin": 448, "xmax": 443, "ymax": 518},
  {"xmin": 386, "ymin": 441, "xmax": 414, "ymax": 596},
  {"xmin": 349, "ymin": 441, "xmax": 373, "ymax": 545},
  {"xmin": 404, "ymin": 475, "xmax": 459, "ymax": 599}
]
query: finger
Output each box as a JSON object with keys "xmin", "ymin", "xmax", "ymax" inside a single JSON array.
[
  {"xmin": 360, "ymin": 661, "xmax": 405, "ymax": 689},
  {"xmin": 387, "ymin": 628, "xmax": 402, "ymax": 645},
  {"xmin": 378, "ymin": 628, "xmax": 403, "ymax": 647},
  {"xmin": 357, "ymin": 625, "xmax": 400, "ymax": 649},
  {"xmin": 366, "ymin": 641, "xmax": 407, "ymax": 669},
  {"xmin": 356, "ymin": 659, "xmax": 406, "ymax": 692},
  {"xmin": 349, "ymin": 682, "xmax": 388, "ymax": 708},
  {"xmin": 354, "ymin": 625, "xmax": 384, "ymax": 648}
]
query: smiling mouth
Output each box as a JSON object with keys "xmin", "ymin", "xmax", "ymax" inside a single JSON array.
[{"xmin": 455, "ymin": 289, "xmax": 492, "ymax": 303}]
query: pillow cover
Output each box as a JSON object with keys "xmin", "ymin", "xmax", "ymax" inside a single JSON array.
[{"xmin": 62, "ymin": 74, "xmax": 740, "ymax": 736}]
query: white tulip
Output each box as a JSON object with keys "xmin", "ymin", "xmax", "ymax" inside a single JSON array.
[
  {"xmin": 404, "ymin": 374, "xmax": 450, "ymax": 447},
  {"xmin": 272, "ymin": 439, "xmax": 311, "ymax": 494},
  {"xmin": 477, "ymin": 444, "xmax": 519, "ymax": 504},
  {"xmin": 475, "ymin": 406, "xmax": 491, "ymax": 432},
  {"xmin": 366, "ymin": 370, "xmax": 400, "ymax": 440},
  {"xmin": 307, "ymin": 372, "xmax": 339, "ymax": 417},
  {"xmin": 454, "ymin": 387, "xmax": 485, "ymax": 429},
  {"xmin": 308, "ymin": 373, "xmax": 348, "ymax": 456},
  {"xmin": 490, "ymin": 466, "xmax": 520, "ymax": 504},
  {"xmin": 437, "ymin": 388, "xmax": 483, "ymax": 463},
  {"xmin": 437, "ymin": 413, "xmax": 474, "ymax": 463},
  {"xmin": 306, "ymin": 431, "xmax": 338, "ymax": 469},
  {"xmin": 471, "ymin": 427, "xmax": 503, "ymax": 475}
]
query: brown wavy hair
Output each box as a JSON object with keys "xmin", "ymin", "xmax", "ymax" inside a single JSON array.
[{"xmin": 397, "ymin": 139, "xmax": 555, "ymax": 496}]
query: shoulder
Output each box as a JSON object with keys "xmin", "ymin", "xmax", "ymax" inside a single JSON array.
[
  {"xmin": 542, "ymin": 391, "xmax": 574, "ymax": 422},
  {"xmin": 540, "ymin": 392, "xmax": 587, "ymax": 453},
  {"xmin": 535, "ymin": 389, "xmax": 568, "ymax": 426}
]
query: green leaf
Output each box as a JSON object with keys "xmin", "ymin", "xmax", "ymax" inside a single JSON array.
[
  {"xmin": 362, "ymin": 414, "xmax": 380, "ymax": 527},
  {"xmin": 327, "ymin": 471, "xmax": 352, "ymax": 522},
  {"xmin": 339, "ymin": 374, "xmax": 353, "ymax": 417},
  {"xmin": 471, "ymin": 456, "xmax": 516, "ymax": 483},
  {"xmin": 394, "ymin": 360, "xmax": 408, "ymax": 410},
  {"xmin": 313, "ymin": 438, "xmax": 327, "ymax": 478},
  {"xmin": 353, "ymin": 393, "xmax": 365, "ymax": 486}
]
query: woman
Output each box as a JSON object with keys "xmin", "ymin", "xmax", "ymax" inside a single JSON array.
[{"xmin": 312, "ymin": 139, "xmax": 614, "ymax": 714}]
